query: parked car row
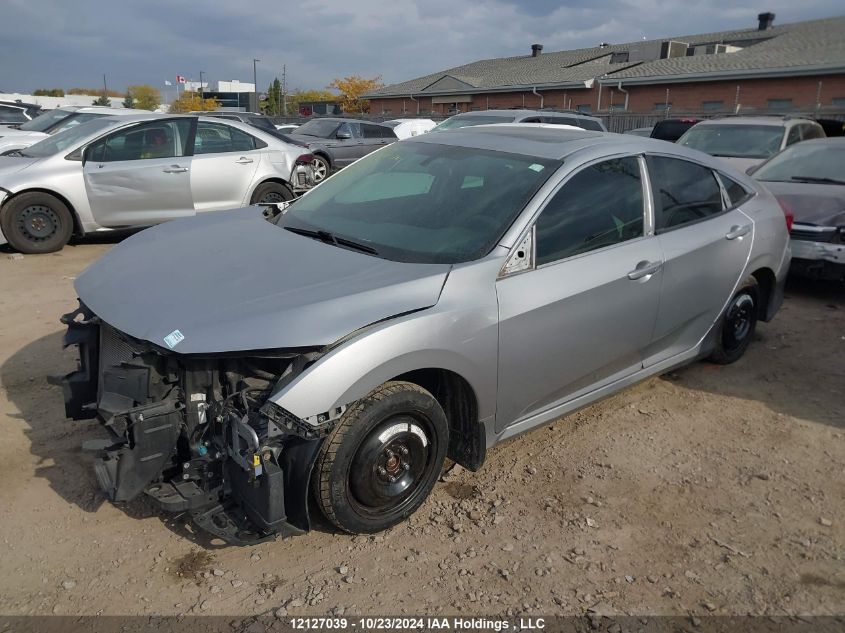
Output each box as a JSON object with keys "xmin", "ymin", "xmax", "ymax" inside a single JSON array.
[
  {"xmin": 0, "ymin": 113, "xmax": 315, "ymax": 253},
  {"xmin": 59, "ymin": 124, "xmax": 791, "ymax": 543}
]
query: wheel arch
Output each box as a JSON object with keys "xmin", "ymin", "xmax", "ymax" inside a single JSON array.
[
  {"xmin": 1, "ymin": 187, "xmax": 84, "ymax": 237},
  {"xmin": 248, "ymin": 178, "xmax": 294, "ymax": 204},
  {"xmin": 749, "ymin": 266, "xmax": 776, "ymax": 322}
]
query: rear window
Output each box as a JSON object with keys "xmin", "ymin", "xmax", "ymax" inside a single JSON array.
[
  {"xmin": 577, "ymin": 118, "xmax": 604, "ymax": 132},
  {"xmin": 678, "ymin": 124, "xmax": 784, "ymax": 159},
  {"xmin": 652, "ymin": 120, "xmax": 698, "ymax": 142}
]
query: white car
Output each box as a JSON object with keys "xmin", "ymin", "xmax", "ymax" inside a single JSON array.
[
  {"xmin": 383, "ymin": 118, "xmax": 437, "ymax": 139},
  {"xmin": 0, "ymin": 114, "xmax": 315, "ymax": 253},
  {"xmin": 0, "ymin": 106, "xmax": 149, "ymax": 155}
]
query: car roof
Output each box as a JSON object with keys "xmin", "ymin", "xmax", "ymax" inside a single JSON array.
[
  {"xmin": 310, "ymin": 117, "xmax": 390, "ymax": 126},
  {"xmin": 448, "ymin": 109, "xmax": 600, "ymax": 120},
  {"xmin": 408, "ymin": 123, "xmax": 713, "ymax": 161},
  {"xmin": 694, "ymin": 116, "xmax": 816, "ymax": 128}
]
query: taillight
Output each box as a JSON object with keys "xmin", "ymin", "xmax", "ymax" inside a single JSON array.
[
  {"xmin": 295, "ymin": 153, "xmax": 314, "ymax": 165},
  {"xmin": 776, "ymin": 196, "xmax": 794, "ymax": 232}
]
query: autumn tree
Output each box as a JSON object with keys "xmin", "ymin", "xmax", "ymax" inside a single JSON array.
[
  {"xmin": 70, "ymin": 87, "xmax": 122, "ymax": 97},
  {"xmin": 168, "ymin": 91, "xmax": 220, "ymax": 113},
  {"xmin": 33, "ymin": 88, "xmax": 65, "ymax": 97},
  {"xmin": 126, "ymin": 84, "xmax": 161, "ymax": 111},
  {"xmin": 285, "ymin": 88, "xmax": 339, "ymax": 116},
  {"xmin": 327, "ymin": 75, "xmax": 383, "ymax": 114}
]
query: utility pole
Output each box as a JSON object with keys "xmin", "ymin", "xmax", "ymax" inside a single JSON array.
[
  {"xmin": 281, "ymin": 64, "xmax": 287, "ymax": 117},
  {"xmin": 102, "ymin": 74, "xmax": 108, "ymax": 99},
  {"xmin": 199, "ymin": 71, "xmax": 205, "ymax": 98},
  {"xmin": 253, "ymin": 59, "xmax": 260, "ymax": 112}
]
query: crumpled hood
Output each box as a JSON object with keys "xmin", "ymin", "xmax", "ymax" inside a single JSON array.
[
  {"xmin": 761, "ymin": 181, "xmax": 845, "ymax": 227},
  {"xmin": 0, "ymin": 156, "xmax": 39, "ymax": 178},
  {"xmin": 75, "ymin": 207, "xmax": 451, "ymax": 354}
]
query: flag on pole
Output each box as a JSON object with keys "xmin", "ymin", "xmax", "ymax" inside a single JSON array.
[
  {"xmin": 176, "ymin": 75, "xmax": 186, "ymax": 84},
  {"xmin": 164, "ymin": 80, "xmax": 172, "ymax": 86}
]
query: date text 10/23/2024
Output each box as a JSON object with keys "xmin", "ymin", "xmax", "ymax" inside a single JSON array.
[{"xmin": 289, "ymin": 617, "xmax": 545, "ymax": 631}]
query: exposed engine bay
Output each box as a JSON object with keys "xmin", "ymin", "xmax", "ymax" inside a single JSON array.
[{"xmin": 59, "ymin": 302, "xmax": 338, "ymax": 545}]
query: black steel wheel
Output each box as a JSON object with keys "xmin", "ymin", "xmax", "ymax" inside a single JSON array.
[
  {"xmin": 0, "ymin": 191, "xmax": 74, "ymax": 254},
  {"xmin": 313, "ymin": 381, "xmax": 448, "ymax": 533},
  {"xmin": 708, "ymin": 277, "xmax": 759, "ymax": 364},
  {"xmin": 250, "ymin": 181, "xmax": 294, "ymax": 205}
]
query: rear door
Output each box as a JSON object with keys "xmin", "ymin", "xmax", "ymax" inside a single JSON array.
[
  {"xmin": 359, "ymin": 123, "xmax": 397, "ymax": 158},
  {"xmin": 190, "ymin": 120, "xmax": 262, "ymax": 212},
  {"xmin": 496, "ymin": 155, "xmax": 663, "ymax": 430},
  {"xmin": 643, "ymin": 155, "xmax": 754, "ymax": 366},
  {"xmin": 83, "ymin": 118, "xmax": 195, "ymax": 226}
]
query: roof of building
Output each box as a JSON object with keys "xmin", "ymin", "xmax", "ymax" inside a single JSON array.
[{"xmin": 366, "ymin": 15, "xmax": 845, "ymax": 98}]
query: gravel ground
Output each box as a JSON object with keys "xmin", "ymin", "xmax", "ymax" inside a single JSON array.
[{"xmin": 0, "ymin": 239, "xmax": 842, "ymax": 619}]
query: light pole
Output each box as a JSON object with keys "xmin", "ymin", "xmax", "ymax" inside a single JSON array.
[
  {"xmin": 253, "ymin": 59, "xmax": 260, "ymax": 112},
  {"xmin": 199, "ymin": 71, "xmax": 205, "ymax": 98}
]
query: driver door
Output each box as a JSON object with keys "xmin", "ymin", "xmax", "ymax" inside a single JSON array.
[
  {"xmin": 328, "ymin": 122, "xmax": 362, "ymax": 168},
  {"xmin": 83, "ymin": 119, "xmax": 195, "ymax": 226}
]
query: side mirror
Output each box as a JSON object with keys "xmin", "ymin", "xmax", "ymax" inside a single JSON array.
[
  {"xmin": 745, "ymin": 165, "xmax": 758, "ymax": 175},
  {"xmin": 336, "ymin": 131, "xmax": 352, "ymax": 140}
]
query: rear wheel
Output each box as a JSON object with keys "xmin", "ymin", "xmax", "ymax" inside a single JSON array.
[
  {"xmin": 708, "ymin": 277, "xmax": 759, "ymax": 364},
  {"xmin": 0, "ymin": 192, "xmax": 74, "ymax": 254},
  {"xmin": 313, "ymin": 381, "xmax": 448, "ymax": 534},
  {"xmin": 250, "ymin": 181, "xmax": 294, "ymax": 205},
  {"xmin": 311, "ymin": 155, "xmax": 330, "ymax": 183}
]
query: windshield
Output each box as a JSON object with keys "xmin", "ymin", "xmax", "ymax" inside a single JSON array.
[
  {"xmin": 279, "ymin": 141, "xmax": 559, "ymax": 264},
  {"xmin": 17, "ymin": 108, "xmax": 77, "ymax": 132},
  {"xmin": 19, "ymin": 118, "xmax": 117, "ymax": 158},
  {"xmin": 433, "ymin": 114, "xmax": 516, "ymax": 131},
  {"xmin": 678, "ymin": 124, "xmax": 784, "ymax": 159},
  {"xmin": 293, "ymin": 119, "xmax": 342, "ymax": 138},
  {"xmin": 50, "ymin": 112, "xmax": 108, "ymax": 134},
  {"xmin": 755, "ymin": 142, "xmax": 845, "ymax": 183}
]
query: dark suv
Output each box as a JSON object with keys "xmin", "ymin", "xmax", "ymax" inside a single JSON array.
[
  {"xmin": 0, "ymin": 101, "xmax": 43, "ymax": 128},
  {"xmin": 287, "ymin": 118, "xmax": 398, "ymax": 182}
]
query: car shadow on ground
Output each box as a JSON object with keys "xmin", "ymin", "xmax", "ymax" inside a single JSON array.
[
  {"xmin": 0, "ymin": 227, "xmax": 143, "ymax": 255},
  {"xmin": 0, "ymin": 329, "xmax": 340, "ymax": 547},
  {"xmin": 658, "ymin": 275, "xmax": 844, "ymax": 430},
  {"xmin": 1, "ymin": 275, "xmax": 841, "ymax": 546}
]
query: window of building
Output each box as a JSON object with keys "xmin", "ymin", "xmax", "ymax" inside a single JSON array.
[
  {"xmin": 832, "ymin": 97, "xmax": 845, "ymax": 107},
  {"xmin": 647, "ymin": 156, "xmax": 724, "ymax": 231},
  {"xmin": 654, "ymin": 102, "xmax": 673, "ymax": 111},
  {"xmin": 535, "ymin": 157, "xmax": 644, "ymax": 265},
  {"xmin": 576, "ymin": 104, "xmax": 592, "ymax": 113},
  {"xmin": 702, "ymin": 100, "xmax": 724, "ymax": 111},
  {"xmin": 767, "ymin": 98, "xmax": 793, "ymax": 110},
  {"xmin": 610, "ymin": 51, "xmax": 630, "ymax": 64}
]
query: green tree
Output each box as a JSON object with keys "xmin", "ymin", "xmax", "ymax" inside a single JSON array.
[
  {"xmin": 126, "ymin": 84, "xmax": 161, "ymax": 111},
  {"xmin": 122, "ymin": 93, "xmax": 136, "ymax": 108},
  {"xmin": 33, "ymin": 88, "xmax": 65, "ymax": 97},
  {"xmin": 92, "ymin": 94, "xmax": 112, "ymax": 106},
  {"xmin": 327, "ymin": 75, "xmax": 383, "ymax": 114},
  {"xmin": 263, "ymin": 78, "xmax": 282, "ymax": 116}
]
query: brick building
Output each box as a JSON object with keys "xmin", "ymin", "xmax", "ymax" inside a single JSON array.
[{"xmin": 364, "ymin": 13, "xmax": 845, "ymax": 118}]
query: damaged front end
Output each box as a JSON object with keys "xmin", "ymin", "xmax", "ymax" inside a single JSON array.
[{"xmin": 58, "ymin": 302, "xmax": 335, "ymax": 545}]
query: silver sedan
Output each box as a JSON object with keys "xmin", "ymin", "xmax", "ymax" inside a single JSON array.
[
  {"xmin": 0, "ymin": 114, "xmax": 315, "ymax": 253},
  {"xmin": 61, "ymin": 124, "xmax": 790, "ymax": 543}
]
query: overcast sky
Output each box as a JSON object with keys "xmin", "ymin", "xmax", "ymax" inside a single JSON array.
[{"xmin": 2, "ymin": 0, "xmax": 842, "ymax": 96}]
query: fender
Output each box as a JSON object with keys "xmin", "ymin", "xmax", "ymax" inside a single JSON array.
[{"xmin": 268, "ymin": 260, "xmax": 502, "ymax": 424}]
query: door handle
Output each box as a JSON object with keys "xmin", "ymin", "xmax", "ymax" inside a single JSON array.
[
  {"xmin": 235, "ymin": 157, "xmax": 254, "ymax": 164},
  {"xmin": 163, "ymin": 165, "xmax": 188, "ymax": 173},
  {"xmin": 725, "ymin": 225, "xmax": 751, "ymax": 240},
  {"xmin": 627, "ymin": 260, "xmax": 662, "ymax": 280}
]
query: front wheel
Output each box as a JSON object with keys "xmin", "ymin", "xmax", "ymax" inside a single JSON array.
[
  {"xmin": 311, "ymin": 155, "xmax": 330, "ymax": 183},
  {"xmin": 313, "ymin": 381, "xmax": 448, "ymax": 534},
  {"xmin": 708, "ymin": 277, "xmax": 759, "ymax": 364},
  {"xmin": 0, "ymin": 192, "xmax": 74, "ymax": 254}
]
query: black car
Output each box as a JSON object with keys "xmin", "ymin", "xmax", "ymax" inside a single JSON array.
[
  {"xmin": 0, "ymin": 100, "xmax": 43, "ymax": 128},
  {"xmin": 287, "ymin": 118, "xmax": 398, "ymax": 182},
  {"xmin": 651, "ymin": 117, "xmax": 701, "ymax": 142}
]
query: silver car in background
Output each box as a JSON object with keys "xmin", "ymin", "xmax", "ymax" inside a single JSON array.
[
  {"xmin": 59, "ymin": 125, "xmax": 790, "ymax": 544},
  {"xmin": 0, "ymin": 113, "xmax": 315, "ymax": 253}
]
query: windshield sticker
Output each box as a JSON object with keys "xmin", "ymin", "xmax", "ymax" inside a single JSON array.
[
  {"xmin": 529, "ymin": 163, "xmax": 545, "ymax": 172},
  {"xmin": 163, "ymin": 329, "xmax": 185, "ymax": 349}
]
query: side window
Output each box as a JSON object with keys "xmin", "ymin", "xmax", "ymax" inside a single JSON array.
[
  {"xmin": 361, "ymin": 123, "xmax": 390, "ymax": 139},
  {"xmin": 785, "ymin": 126, "xmax": 801, "ymax": 146},
  {"xmin": 536, "ymin": 157, "xmax": 644, "ymax": 265},
  {"xmin": 194, "ymin": 121, "xmax": 257, "ymax": 154},
  {"xmin": 801, "ymin": 124, "xmax": 824, "ymax": 140},
  {"xmin": 718, "ymin": 174, "xmax": 753, "ymax": 207},
  {"xmin": 337, "ymin": 122, "xmax": 360, "ymax": 138},
  {"xmin": 648, "ymin": 156, "xmax": 724, "ymax": 231},
  {"xmin": 577, "ymin": 118, "xmax": 604, "ymax": 131},
  {"xmin": 87, "ymin": 119, "xmax": 192, "ymax": 162}
]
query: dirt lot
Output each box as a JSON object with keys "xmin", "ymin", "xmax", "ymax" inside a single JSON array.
[{"xmin": 0, "ymin": 239, "xmax": 842, "ymax": 619}]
